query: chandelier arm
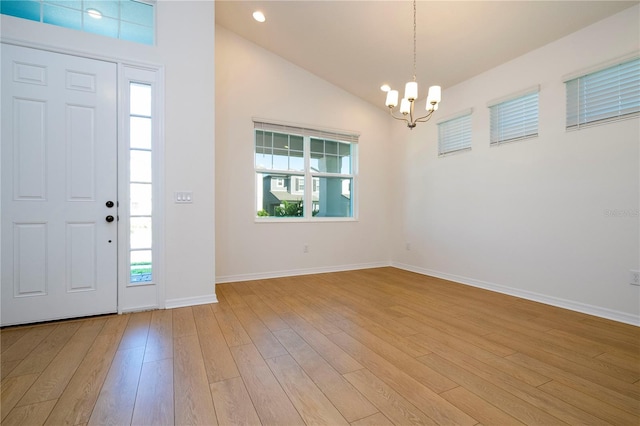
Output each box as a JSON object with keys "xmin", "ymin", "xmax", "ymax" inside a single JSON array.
[
  {"xmin": 388, "ymin": 108, "xmax": 410, "ymax": 123},
  {"xmin": 414, "ymin": 111, "xmax": 436, "ymax": 123}
]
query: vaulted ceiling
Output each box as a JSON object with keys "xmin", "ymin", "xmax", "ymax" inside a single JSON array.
[{"xmin": 215, "ymin": 1, "xmax": 638, "ymax": 109}]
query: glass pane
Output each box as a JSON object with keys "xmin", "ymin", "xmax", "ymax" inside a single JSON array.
[
  {"xmin": 130, "ymin": 250, "xmax": 152, "ymax": 283},
  {"xmin": 121, "ymin": 0, "xmax": 153, "ymax": 27},
  {"xmin": 130, "ymin": 116, "xmax": 151, "ymax": 149},
  {"xmin": 84, "ymin": 14, "xmax": 118, "ymax": 38},
  {"xmin": 1, "ymin": 1, "xmax": 41, "ymax": 21},
  {"xmin": 325, "ymin": 140, "xmax": 338, "ymax": 155},
  {"xmin": 273, "ymin": 133, "xmax": 288, "ymax": 150},
  {"xmin": 316, "ymin": 154, "xmax": 340, "ymax": 173},
  {"xmin": 130, "ymin": 150, "xmax": 152, "ymax": 182},
  {"xmin": 130, "ymin": 183, "xmax": 152, "ymax": 216},
  {"xmin": 43, "ymin": 4, "xmax": 81, "ymax": 29},
  {"xmin": 255, "ymin": 131, "xmax": 304, "ymax": 172},
  {"xmin": 130, "ymin": 83, "xmax": 151, "ymax": 116},
  {"xmin": 255, "ymin": 172, "xmax": 304, "ymax": 218},
  {"xmin": 314, "ymin": 177, "xmax": 352, "ymax": 218},
  {"xmin": 45, "ymin": 1, "xmax": 81, "ymax": 8},
  {"xmin": 340, "ymin": 155, "xmax": 351, "ymax": 174},
  {"xmin": 130, "ymin": 216, "xmax": 152, "ymax": 249},
  {"xmin": 272, "ymin": 148, "xmax": 289, "ymax": 170},
  {"xmin": 255, "ymin": 152, "xmax": 272, "ymax": 170},
  {"xmin": 289, "ymin": 152, "xmax": 304, "ymax": 171},
  {"xmin": 310, "ymin": 138, "xmax": 324, "ymax": 154},
  {"xmin": 120, "ymin": 20, "xmax": 153, "ymax": 45},
  {"xmin": 310, "ymin": 138, "xmax": 351, "ymax": 173},
  {"xmin": 289, "ymin": 135, "xmax": 303, "ymax": 151},
  {"xmin": 255, "ymin": 130, "xmax": 269, "ymax": 149}
]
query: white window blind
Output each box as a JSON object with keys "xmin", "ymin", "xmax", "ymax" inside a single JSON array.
[
  {"xmin": 566, "ymin": 57, "xmax": 640, "ymax": 130},
  {"xmin": 489, "ymin": 91, "xmax": 539, "ymax": 145},
  {"xmin": 438, "ymin": 113, "xmax": 472, "ymax": 155},
  {"xmin": 253, "ymin": 120, "xmax": 359, "ymax": 143}
]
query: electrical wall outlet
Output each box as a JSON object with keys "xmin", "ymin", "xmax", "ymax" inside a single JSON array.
[
  {"xmin": 631, "ymin": 270, "xmax": 640, "ymax": 286},
  {"xmin": 303, "ymin": 244, "xmax": 309, "ymax": 253},
  {"xmin": 406, "ymin": 242, "xmax": 411, "ymax": 251}
]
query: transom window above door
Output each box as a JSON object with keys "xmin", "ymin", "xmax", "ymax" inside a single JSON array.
[{"xmin": 0, "ymin": 0, "xmax": 155, "ymax": 45}]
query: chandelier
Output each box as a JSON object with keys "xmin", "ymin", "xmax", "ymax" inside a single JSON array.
[{"xmin": 383, "ymin": 0, "xmax": 441, "ymax": 129}]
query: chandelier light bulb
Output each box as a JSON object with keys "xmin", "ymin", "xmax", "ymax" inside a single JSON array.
[
  {"xmin": 385, "ymin": 90, "xmax": 399, "ymax": 107},
  {"xmin": 400, "ymin": 98, "xmax": 411, "ymax": 114},
  {"xmin": 427, "ymin": 85, "xmax": 442, "ymax": 105},
  {"xmin": 405, "ymin": 82, "xmax": 418, "ymax": 101}
]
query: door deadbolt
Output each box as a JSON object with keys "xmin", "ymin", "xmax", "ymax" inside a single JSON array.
[{"xmin": 106, "ymin": 201, "xmax": 114, "ymax": 208}]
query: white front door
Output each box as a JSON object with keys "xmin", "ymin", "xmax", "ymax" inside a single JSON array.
[{"xmin": 1, "ymin": 44, "xmax": 118, "ymax": 326}]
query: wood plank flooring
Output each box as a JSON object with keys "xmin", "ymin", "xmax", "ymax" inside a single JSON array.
[{"xmin": 1, "ymin": 267, "xmax": 639, "ymax": 425}]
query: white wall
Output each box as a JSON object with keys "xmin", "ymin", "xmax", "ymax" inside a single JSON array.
[
  {"xmin": 391, "ymin": 6, "xmax": 640, "ymax": 323},
  {"xmin": 1, "ymin": 0, "xmax": 216, "ymax": 308},
  {"xmin": 215, "ymin": 25, "xmax": 392, "ymax": 281}
]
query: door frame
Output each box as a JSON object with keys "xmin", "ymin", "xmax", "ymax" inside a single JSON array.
[{"xmin": 0, "ymin": 37, "xmax": 166, "ymax": 315}]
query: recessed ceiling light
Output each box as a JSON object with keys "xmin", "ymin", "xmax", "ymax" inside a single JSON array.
[
  {"xmin": 87, "ymin": 8, "xmax": 102, "ymax": 19},
  {"xmin": 380, "ymin": 84, "xmax": 391, "ymax": 92},
  {"xmin": 252, "ymin": 11, "xmax": 266, "ymax": 23}
]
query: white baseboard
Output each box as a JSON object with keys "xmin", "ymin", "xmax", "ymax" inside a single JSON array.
[
  {"xmin": 216, "ymin": 261, "xmax": 391, "ymax": 284},
  {"xmin": 392, "ymin": 262, "xmax": 640, "ymax": 326},
  {"xmin": 165, "ymin": 294, "xmax": 218, "ymax": 309}
]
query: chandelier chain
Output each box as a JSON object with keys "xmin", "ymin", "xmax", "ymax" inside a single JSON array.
[{"xmin": 413, "ymin": 0, "xmax": 417, "ymax": 82}]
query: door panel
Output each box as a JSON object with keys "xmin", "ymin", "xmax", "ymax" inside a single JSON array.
[{"xmin": 1, "ymin": 44, "xmax": 118, "ymax": 326}]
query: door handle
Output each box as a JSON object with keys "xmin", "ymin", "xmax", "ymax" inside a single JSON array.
[
  {"xmin": 106, "ymin": 215, "xmax": 115, "ymax": 223},
  {"xmin": 106, "ymin": 200, "xmax": 114, "ymax": 208}
]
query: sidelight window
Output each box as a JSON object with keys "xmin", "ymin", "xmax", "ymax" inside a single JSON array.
[{"xmin": 129, "ymin": 82, "xmax": 152, "ymax": 284}]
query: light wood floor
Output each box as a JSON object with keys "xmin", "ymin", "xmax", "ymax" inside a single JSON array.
[{"xmin": 1, "ymin": 267, "xmax": 639, "ymax": 425}]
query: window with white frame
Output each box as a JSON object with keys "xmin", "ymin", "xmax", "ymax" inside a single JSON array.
[
  {"xmin": 0, "ymin": 0, "xmax": 155, "ymax": 45},
  {"xmin": 565, "ymin": 56, "xmax": 640, "ymax": 130},
  {"xmin": 254, "ymin": 121, "xmax": 358, "ymax": 219},
  {"xmin": 129, "ymin": 82, "xmax": 153, "ymax": 284},
  {"xmin": 489, "ymin": 87, "xmax": 539, "ymax": 145},
  {"xmin": 437, "ymin": 110, "xmax": 472, "ymax": 155},
  {"xmin": 123, "ymin": 65, "xmax": 162, "ymax": 291}
]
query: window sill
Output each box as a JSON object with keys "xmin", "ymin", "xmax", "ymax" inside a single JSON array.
[{"xmin": 254, "ymin": 217, "xmax": 358, "ymax": 224}]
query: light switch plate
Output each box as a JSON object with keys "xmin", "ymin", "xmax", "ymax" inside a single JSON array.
[{"xmin": 175, "ymin": 191, "xmax": 193, "ymax": 203}]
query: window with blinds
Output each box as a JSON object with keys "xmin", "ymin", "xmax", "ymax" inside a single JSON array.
[
  {"xmin": 438, "ymin": 112, "xmax": 472, "ymax": 155},
  {"xmin": 565, "ymin": 57, "xmax": 640, "ymax": 130},
  {"xmin": 489, "ymin": 90, "xmax": 539, "ymax": 145}
]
